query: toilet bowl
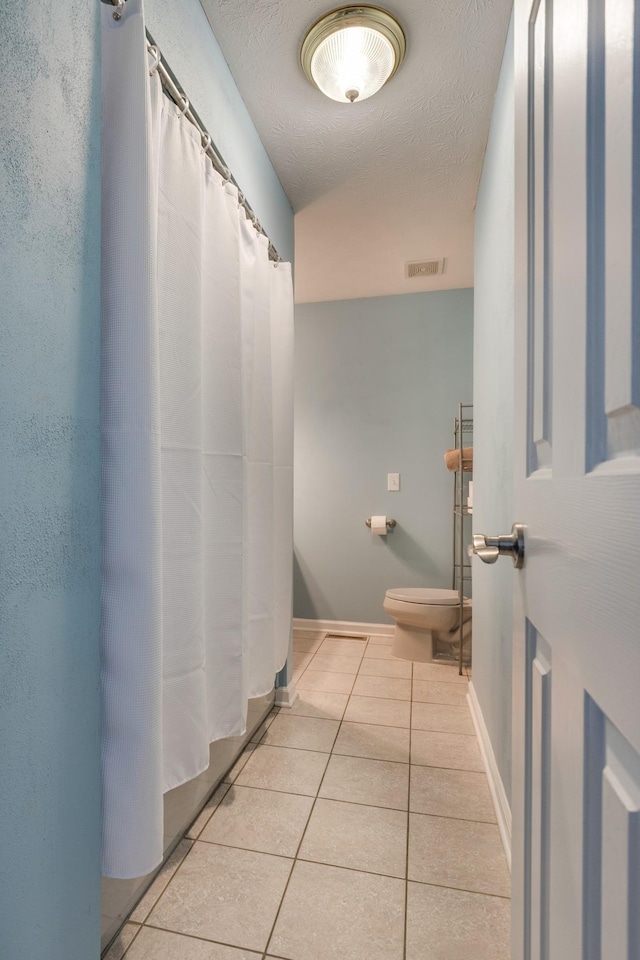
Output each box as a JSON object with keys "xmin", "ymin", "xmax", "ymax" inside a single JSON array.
[{"xmin": 383, "ymin": 587, "xmax": 472, "ymax": 663}]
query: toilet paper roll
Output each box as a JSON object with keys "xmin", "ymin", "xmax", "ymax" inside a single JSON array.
[{"xmin": 371, "ymin": 515, "xmax": 388, "ymax": 536}]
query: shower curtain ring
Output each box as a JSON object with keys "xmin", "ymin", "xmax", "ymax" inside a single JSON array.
[
  {"xmin": 238, "ymin": 191, "xmax": 245, "ymax": 207},
  {"xmin": 148, "ymin": 45, "xmax": 161, "ymax": 76},
  {"xmin": 201, "ymin": 133, "xmax": 211, "ymax": 155},
  {"xmin": 178, "ymin": 95, "xmax": 190, "ymax": 118},
  {"xmin": 111, "ymin": 0, "xmax": 124, "ymax": 20}
]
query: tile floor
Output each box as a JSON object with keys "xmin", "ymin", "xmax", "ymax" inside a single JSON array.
[{"xmin": 105, "ymin": 631, "xmax": 510, "ymax": 960}]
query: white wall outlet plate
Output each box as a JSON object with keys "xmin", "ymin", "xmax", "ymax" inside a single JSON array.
[{"xmin": 387, "ymin": 473, "xmax": 400, "ymax": 492}]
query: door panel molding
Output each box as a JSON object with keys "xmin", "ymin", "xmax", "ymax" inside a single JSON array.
[
  {"xmin": 587, "ymin": 0, "xmax": 640, "ymax": 473},
  {"xmin": 583, "ymin": 694, "xmax": 640, "ymax": 960},
  {"xmin": 527, "ymin": 0, "xmax": 553, "ymax": 475},
  {"xmin": 524, "ymin": 621, "xmax": 552, "ymax": 960}
]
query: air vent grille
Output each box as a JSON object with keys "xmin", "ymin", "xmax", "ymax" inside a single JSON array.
[
  {"xmin": 324, "ymin": 633, "xmax": 368, "ymax": 642},
  {"xmin": 405, "ymin": 258, "xmax": 445, "ymax": 279}
]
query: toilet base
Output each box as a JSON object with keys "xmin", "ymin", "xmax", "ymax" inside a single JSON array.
[
  {"xmin": 391, "ymin": 623, "xmax": 436, "ymax": 663},
  {"xmin": 391, "ymin": 616, "xmax": 472, "ymax": 664}
]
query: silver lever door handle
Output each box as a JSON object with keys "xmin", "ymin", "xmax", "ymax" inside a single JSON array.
[{"xmin": 472, "ymin": 523, "xmax": 525, "ymax": 569}]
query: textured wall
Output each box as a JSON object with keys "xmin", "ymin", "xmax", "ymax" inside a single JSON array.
[
  {"xmin": 146, "ymin": 0, "xmax": 294, "ymax": 264},
  {"xmin": 294, "ymin": 290, "xmax": 473, "ymax": 624},
  {"xmin": 0, "ymin": 1, "xmax": 295, "ymax": 957},
  {"xmin": 472, "ymin": 18, "xmax": 515, "ymax": 802},
  {"xmin": 0, "ymin": 3, "xmax": 102, "ymax": 959}
]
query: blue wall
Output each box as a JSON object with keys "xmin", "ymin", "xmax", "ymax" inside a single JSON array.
[
  {"xmin": 0, "ymin": 2, "xmax": 102, "ymax": 958},
  {"xmin": 472, "ymin": 18, "xmax": 514, "ymax": 802},
  {"xmin": 0, "ymin": 2, "xmax": 294, "ymax": 958},
  {"xmin": 294, "ymin": 291, "xmax": 473, "ymax": 624}
]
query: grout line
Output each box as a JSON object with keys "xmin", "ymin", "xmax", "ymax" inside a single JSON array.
[
  {"xmin": 261, "ymin": 707, "xmax": 342, "ymax": 953},
  {"xmin": 116, "ymin": 920, "xmax": 143, "ymax": 960},
  {"xmin": 410, "ymin": 728, "xmax": 477, "ymax": 738},
  {"xmin": 403, "ymin": 877, "xmax": 512, "ymax": 900},
  {"xmin": 249, "ymin": 738, "xmax": 410, "ymax": 761},
  {"xmin": 142, "ymin": 922, "xmax": 267, "ymax": 952},
  {"xmin": 404, "ymin": 657, "xmax": 413, "ymax": 960},
  {"xmin": 195, "ymin": 778, "xmax": 498, "ymax": 825},
  {"xmin": 262, "ymin": 634, "xmax": 378, "ymax": 959},
  {"xmin": 177, "ymin": 843, "xmax": 408, "ymax": 881},
  {"xmin": 261, "ymin": 717, "xmax": 341, "ymax": 953}
]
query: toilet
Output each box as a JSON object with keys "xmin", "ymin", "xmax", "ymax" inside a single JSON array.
[{"xmin": 383, "ymin": 588, "xmax": 472, "ymax": 663}]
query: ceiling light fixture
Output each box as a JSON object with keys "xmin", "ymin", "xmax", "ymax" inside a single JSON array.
[{"xmin": 300, "ymin": 6, "xmax": 406, "ymax": 104}]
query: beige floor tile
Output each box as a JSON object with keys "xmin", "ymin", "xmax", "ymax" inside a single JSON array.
[
  {"xmin": 260, "ymin": 713, "xmax": 340, "ymax": 753},
  {"xmin": 293, "ymin": 629, "xmax": 324, "ymax": 639},
  {"xmin": 293, "ymin": 637, "xmax": 322, "ymax": 657},
  {"xmin": 358, "ymin": 657, "xmax": 412, "ymax": 679},
  {"xmin": 291, "ymin": 651, "xmax": 313, "ymax": 671},
  {"xmin": 410, "ymin": 766, "xmax": 497, "ymax": 822},
  {"xmin": 249, "ymin": 708, "xmax": 280, "ymax": 743},
  {"xmin": 297, "ymin": 670, "xmax": 355, "ymax": 695},
  {"xmin": 363, "ymin": 644, "xmax": 399, "ymax": 660},
  {"xmin": 344, "ymin": 695, "xmax": 411, "ymax": 728},
  {"xmin": 319, "ymin": 754, "xmax": 409, "ymax": 810},
  {"xmin": 148, "ymin": 842, "xmax": 292, "ymax": 952},
  {"xmin": 130, "ymin": 839, "xmax": 193, "ymax": 922},
  {"xmin": 411, "ymin": 702, "xmax": 475, "ymax": 735},
  {"xmin": 307, "ymin": 653, "xmax": 360, "ymax": 674},
  {"xmin": 412, "ymin": 679, "xmax": 469, "ymax": 705},
  {"xmin": 406, "ymin": 882, "xmax": 510, "ymax": 960},
  {"xmin": 292, "ymin": 640, "xmax": 321, "ymax": 650},
  {"xmin": 127, "ymin": 926, "xmax": 261, "ymax": 959},
  {"xmin": 317, "ymin": 638, "xmax": 366, "ymax": 658},
  {"xmin": 298, "ymin": 798, "xmax": 407, "ymax": 878},
  {"xmin": 410, "ymin": 729, "xmax": 484, "ymax": 771},
  {"xmin": 269, "ymin": 860, "xmax": 405, "ymax": 960},
  {"xmin": 103, "ymin": 922, "xmax": 140, "ymax": 960},
  {"xmin": 333, "ymin": 721, "xmax": 410, "ymax": 763},
  {"xmin": 292, "ymin": 661, "xmax": 312, "ymax": 684},
  {"xmin": 223, "ymin": 744, "xmax": 257, "ymax": 783},
  {"xmin": 352, "ymin": 674, "xmax": 411, "ymax": 701},
  {"xmin": 235, "ymin": 743, "xmax": 329, "ymax": 796},
  {"xmin": 367, "ymin": 634, "xmax": 394, "ymax": 644},
  {"xmin": 412, "ymin": 662, "xmax": 468, "ymax": 683},
  {"xmin": 200, "ymin": 784, "xmax": 313, "ymax": 856},
  {"xmin": 186, "ymin": 784, "xmax": 231, "ymax": 839},
  {"xmin": 285, "ymin": 690, "xmax": 349, "ymax": 720},
  {"xmin": 408, "ymin": 814, "xmax": 510, "ymax": 897}
]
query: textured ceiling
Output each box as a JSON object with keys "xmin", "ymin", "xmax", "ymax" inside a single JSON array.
[{"xmin": 199, "ymin": 0, "xmax": 512, "ymax": 303}]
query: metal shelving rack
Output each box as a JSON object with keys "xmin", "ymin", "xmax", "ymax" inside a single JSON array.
[{"xmin": 452, "ymin": 402, "xmax": 473, "ymax": 675}]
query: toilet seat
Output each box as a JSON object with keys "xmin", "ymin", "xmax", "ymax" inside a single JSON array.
[{"xmin": 385, "ymin": 587, "xmax": 459, "ymax": 605}]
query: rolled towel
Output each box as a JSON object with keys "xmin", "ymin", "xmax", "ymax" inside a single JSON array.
[{"xmin": 444, "ymin": 447, "xmax": 473, "ymax": 472}]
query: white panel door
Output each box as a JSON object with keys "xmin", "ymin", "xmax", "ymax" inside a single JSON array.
[{"xmin": 512, "ymin": 1, "xmax": 640, "ymax": 958}]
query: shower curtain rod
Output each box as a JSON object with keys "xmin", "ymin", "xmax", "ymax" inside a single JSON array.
[{"xmin": 103, "ymin": 0, "xmax": 282, "ymax": 262}]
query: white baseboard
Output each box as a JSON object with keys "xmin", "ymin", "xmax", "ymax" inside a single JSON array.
[
  {"xmin": 274, "ymin": 680, "xmax": 298, "ymax": 708},
  {"xmin": 467, "ymin": 681, "xmax": 512, "ymax": 871},
  {"xmin": 293, "ymin": 617, "xmax": 394, "ymax": 638}
]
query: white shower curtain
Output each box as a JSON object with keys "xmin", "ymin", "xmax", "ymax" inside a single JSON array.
[{"xmin": 100, "ymin": 0, "xmax": 293, "ymax": 879}]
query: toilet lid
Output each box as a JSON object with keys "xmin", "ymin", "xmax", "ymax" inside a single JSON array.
[{"xmin": 385, "ymin": 587, "xmax": 460, "ymax": 605}]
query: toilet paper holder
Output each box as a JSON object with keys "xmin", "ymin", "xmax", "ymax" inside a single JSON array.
[{"xmin": 365, "ymin": 518, "xmax": 397, "ymax": 529}]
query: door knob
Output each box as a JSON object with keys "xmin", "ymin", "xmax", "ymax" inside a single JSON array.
[{"xmin": 472, "ymin": 523, "xmax": 525, "ymax": 569}]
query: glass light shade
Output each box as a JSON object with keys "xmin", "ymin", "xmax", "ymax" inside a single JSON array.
[
  {"xmin": 311, "ymin": 26, "xmax": 395, "ymax": 103},
  {"xmin": 301, "ymin": 7, "xmax": 406, "ymax": 104}
]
